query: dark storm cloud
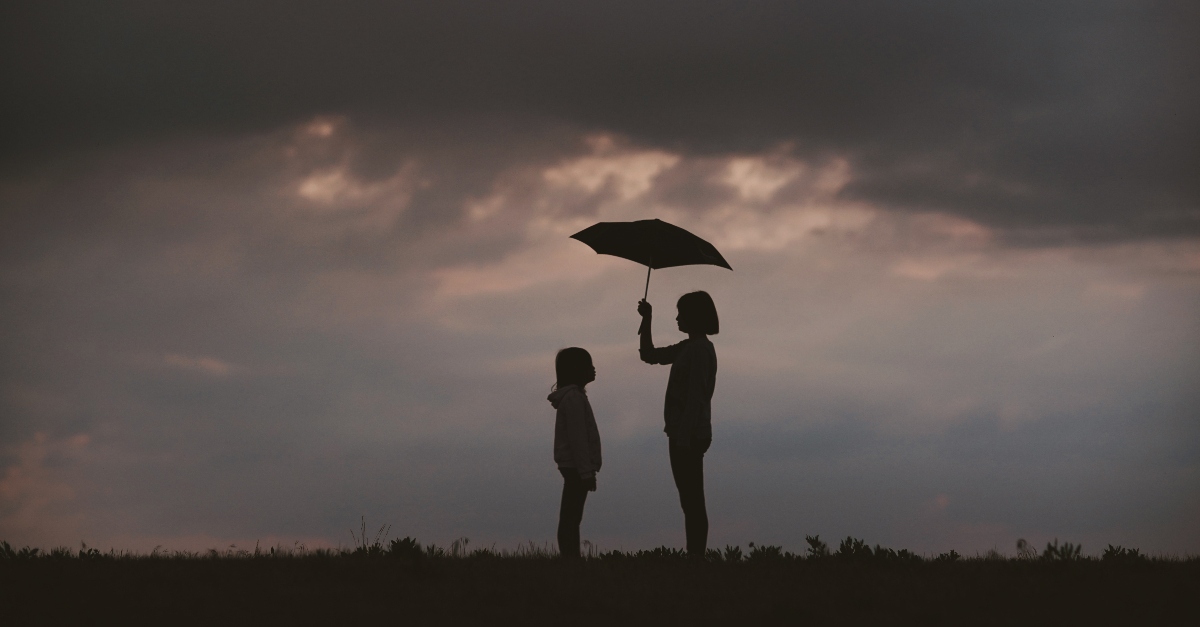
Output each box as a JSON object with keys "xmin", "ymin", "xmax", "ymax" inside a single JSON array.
[{"xmin": 3, "ymin": 1, "xmax": 1197, "ymax": 237}]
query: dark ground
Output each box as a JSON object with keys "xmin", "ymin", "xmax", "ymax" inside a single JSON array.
[{"xmin": 4, "ymin": 551, "xmax": 1198, "ymax": 626}]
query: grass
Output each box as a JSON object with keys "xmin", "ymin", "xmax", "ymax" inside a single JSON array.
[{"xmin": 3, "ymin": 535, "xmax": 1197, "ymax": 625}]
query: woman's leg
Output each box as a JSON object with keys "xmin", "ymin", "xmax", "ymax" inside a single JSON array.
[
  {"xmin": 557, "ymin": 468, "xmax": 588, "ymax": 559},
  {"xmin": 669, "ymin": 440, "xmax": 709, "ymax": 556}
]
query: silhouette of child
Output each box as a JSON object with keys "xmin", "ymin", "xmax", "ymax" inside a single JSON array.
[
  {"xmin": 637, "ymin": 291, "xmax": 719, "ymax": 557},
  {"xmin": 547, "ymin": 347, "xmax": 602, "ymax": 560}
]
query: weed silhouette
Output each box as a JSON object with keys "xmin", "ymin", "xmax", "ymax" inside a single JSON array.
[
  {"xmin": 746, "ymin": 542, "xmax": 787, "ymax": 562},
  {"xmin": 722, "ymin": 545, "xmax": 744, "ymax": 562},
  {"xmin": 1016, "ymin": 538, "xmax": 1038, "ymax": 559},
  {"xmin": 633, "ymin": 546, "xmax": 688, "ymax": 560},
  {"xmin": 837, "ymin": 536, "xmax": 873, "ymax": 560},
  {"xmin": 936, "ymin": 549, "xmax": 962, "ymax": 562},
  {"xmin": 805, "ymin": 535, "xmax": 830, "ymax": 558},
  {"xmin": 1103, "ymin": 545, "xmax": 1145, "ymax": 563},
  {"xmin": 1042, "ymin": 539, "xmax": 1082, "ymax": 561},
  {"xmin": 387, "ymin": 536, "xmax": 423, "ymax": 562},
  {"xmin": 349, "ymin": 516, "xmax": 391, "ymax": 557}
]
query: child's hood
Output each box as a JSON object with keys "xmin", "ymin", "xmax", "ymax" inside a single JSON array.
[{"xmin": 547, "ymin": 384, "xmax": 584, "ymax": 409}]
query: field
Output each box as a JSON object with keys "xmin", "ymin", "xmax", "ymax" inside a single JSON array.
[{"xmin": 3, "ymin": 537, "xmax": 1197, "ymax": 625}]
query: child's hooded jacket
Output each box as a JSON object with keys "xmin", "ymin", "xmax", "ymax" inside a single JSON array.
[{"xmin": 548, "ymin": 384, "xmax": 602, "ymax": 479}]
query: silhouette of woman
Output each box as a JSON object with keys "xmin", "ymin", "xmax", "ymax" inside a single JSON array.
[{"xmin": 637, "ymin": 292, "xmax": 718, "ymax": 557}]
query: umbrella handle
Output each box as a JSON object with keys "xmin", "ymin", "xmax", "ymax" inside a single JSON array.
[{"xmin": 637, "ymin": 265, "xmax": 652, "ymax": 335}]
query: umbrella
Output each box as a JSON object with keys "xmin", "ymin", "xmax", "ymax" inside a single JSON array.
[{"xmin": 570, "ymin": 218, "xmax": 732, "ymax": 331}]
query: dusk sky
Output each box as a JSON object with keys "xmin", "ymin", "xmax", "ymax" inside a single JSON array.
[{"xmin": 2, "ymin": 1, "xmax": 1197, "ymax": 556}]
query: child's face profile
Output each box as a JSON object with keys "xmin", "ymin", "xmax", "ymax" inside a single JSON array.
[{"xmin": 557, "ymin": 347, "xmax": 596, "ymax": 387}]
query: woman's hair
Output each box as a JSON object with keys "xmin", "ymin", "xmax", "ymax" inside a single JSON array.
[
  {"xmin": 555, "ymin": 347, "xmax": 594, "ymax": 389},
  {"xmin": 677, "ymin": 291, "xmax": 719, "ymax": 335}
]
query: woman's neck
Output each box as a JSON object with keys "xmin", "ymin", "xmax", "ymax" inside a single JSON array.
[{"xmin": 688, "ymin": 332, "xmax": 707, "ymax": 341}]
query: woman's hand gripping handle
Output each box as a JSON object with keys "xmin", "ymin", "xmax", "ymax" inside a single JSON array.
[{"xmin": 637, "ymin": 299, "xmax": 653, "ymax": 336}]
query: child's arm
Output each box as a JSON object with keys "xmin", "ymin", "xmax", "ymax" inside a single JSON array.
[{"xmin": 563, "ymin": 393, "xmax": 598, "ymax": 481}]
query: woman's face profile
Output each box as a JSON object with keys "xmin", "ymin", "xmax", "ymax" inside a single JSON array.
[{"xmin": 676, "ymin": 307, "xmax": 690, "ymax": 333}]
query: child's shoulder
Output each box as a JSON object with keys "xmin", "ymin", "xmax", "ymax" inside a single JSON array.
[
  {"xmin": 559, "ymin": 387, "xmax": 591, "ymax": 412},
  {"xmin": 558, "ymin": 384, "xmax": 588, "ymax": 400}
]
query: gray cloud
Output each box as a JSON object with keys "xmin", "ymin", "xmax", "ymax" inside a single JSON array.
[
  {"xmin": 3, "ymin": 1, "xmax": 1198, "ymax": 237},
  {"xmin": 2, "ymin": 123, "xmax": 1197, "ymax": 554}
]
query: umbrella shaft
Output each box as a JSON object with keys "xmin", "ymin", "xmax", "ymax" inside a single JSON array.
[{"xmin": 643, "ymin": 265, "xmax": 651, "ymax": 300}]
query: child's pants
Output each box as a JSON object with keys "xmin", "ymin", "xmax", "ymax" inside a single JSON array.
[{"xmin": 557, "ymin": 468, "xmax": 589, "ymax": 559}]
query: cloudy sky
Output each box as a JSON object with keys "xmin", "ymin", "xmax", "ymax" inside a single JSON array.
[{"xmin": 2, "ymin": 1, "xmax": 1197, "ymax": 556}]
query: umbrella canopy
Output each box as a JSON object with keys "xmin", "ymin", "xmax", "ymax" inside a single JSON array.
[
  {"xmin": 570, "ymin": 219, "xmax": 733, "ymax": 271},
  {"xmin": 571, "ymin": 220, "xmax": 731, "ymax": 330}
]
